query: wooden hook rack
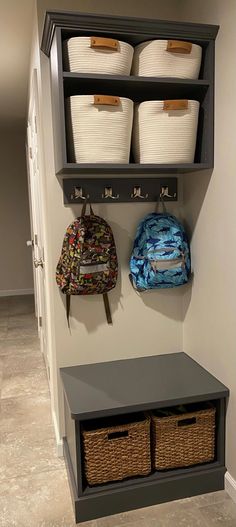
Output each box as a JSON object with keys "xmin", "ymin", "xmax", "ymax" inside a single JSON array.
[{"xmin": 63, "ymin": 178, "xmax": 178, "ymax": 204}]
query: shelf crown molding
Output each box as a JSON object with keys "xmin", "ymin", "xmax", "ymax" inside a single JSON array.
[{"xmin": 41, "ymin": 10, "xmax": 219, "ymax": 57}]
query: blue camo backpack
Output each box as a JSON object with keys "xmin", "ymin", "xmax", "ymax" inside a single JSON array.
[{"xmin": 129, "ymin": 212, "xmax": 191, "ymax": 291}]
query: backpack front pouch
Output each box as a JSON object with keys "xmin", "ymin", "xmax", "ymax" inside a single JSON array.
[{"xmin": 131, "ymin": 247, "xmax": 188, "ymax": 290}]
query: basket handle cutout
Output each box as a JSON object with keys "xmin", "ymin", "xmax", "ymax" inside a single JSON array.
[
  {"xmin": 94, "ymin": 95, "xmax": 120, "ymax": 106},
  {"xmin": 163, "ymin": 100, "xmax": 188, "ymax": 111},
  {"xmin": 178, "ymin": 417, "xmax": 197, "ymax": 427},
  {"xmin": 91, "ymin": 37, "xmax": 119, "ymax": 50},
  {"xmin": 108, "ymin": 430, "xmax": 129, "ymax": 440},
  {"xmin": 167, "ymin": 40, "xmax": 192, "ymax": 54}
]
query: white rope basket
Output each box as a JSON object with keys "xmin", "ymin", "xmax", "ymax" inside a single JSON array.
[
  {"xmin": 66, "ymin": 95, "xmax": 134, "ymax": 163},
  {"xmin": 133, "ymin": 99, "xmax": 200, "ymax": 164},
  {"xmin": 132, "ymin": 40, "xmax": 202, "ymax": 79},
  {"xmin": 63, "ymin": 36, "xmax": 134, "ymax": 75}
]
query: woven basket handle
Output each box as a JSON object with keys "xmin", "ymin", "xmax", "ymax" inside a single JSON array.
[
  {"xmin": 94, "ymin": 95, "xmax": 120, "ymax": 106},
  {"xmin": 177, "ymin": 416, "xmax": 197, "ymax": 427},
  {"xmin": 167, "ymin": 40, "xmax": 192, "ymax": 54},
  {"xmin": 107, "ymin": 430, "xmax": 129, "ymax": 440},
  {"xmin": 90, "ymin": 36, "xmax": 119, "ymax": 50},
  {"xmin": 163, "ymin": 100, "xmax": 188, "ymax": 111}
]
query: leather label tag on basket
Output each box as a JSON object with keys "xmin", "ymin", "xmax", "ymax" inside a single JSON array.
[
  {"xmin": 94, "ymin": 95, "xmax": 120, "ymax": 106},
  {"xmin": 163, "ymin": 100, "xmax": 189, "ymax": 111},
  {"xmin": 90, "ymin": 37, "xmax": 119, "ymax": 50},
  {"xmin": 167, "ymin": 40, "xmax": 192, "ymax": 54}
]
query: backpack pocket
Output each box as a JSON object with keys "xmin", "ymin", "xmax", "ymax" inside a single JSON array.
[
  {"xmin": 147, "ymin": 247, "xmax": 185, "ymax": 272},
  {"xmin": 76, "ymin": 257, "xmax": 117, "ymax": 295},
  {"xmin": 147, "ymin": 248, "xmax": 188, "ymax": 288},
  {"xmin": 131, "ymin": 247, "xmax": 188, "ymax": 290},
  {"xmin": 79, "ymin": 262, "xmax": 110, "ymax": 274},
  {"xmin": 150, "ymin": 257, "xmax": 184, "ymax": 271}
]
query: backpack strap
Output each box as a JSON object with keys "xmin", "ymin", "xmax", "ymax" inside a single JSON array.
[
  {"xmin": 81, "ymin": 200, "xmax": 95, "ymax": 217},
  {"xmin": 66, "ymin": 295, "xmax": 71, "ymax": 329},
  {"xmin": 67, "ymin": 293, "xmax": 112, "ymax": 326},
  {"xmin": 160, "ymin": 194, "xmax": 167, "ymax": 213},
  {"xmin": 103, "ymin": 293, "xmax": 112, "ymax": 325},
  {"xmin": 155, "ymin": 194, "xmax": 167, "ymax": 214}
]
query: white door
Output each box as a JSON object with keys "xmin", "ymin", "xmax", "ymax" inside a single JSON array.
[{"xmin": 26, "ymin": 70, "xmax": 49, "ymax": 377}]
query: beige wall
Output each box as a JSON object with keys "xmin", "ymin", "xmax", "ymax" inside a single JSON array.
[
  {"xmin": 0, "ymin": 125, "xmax": 33, "ymax": 294},
  {"xmin": 37, "ymin": 0, "xmax": 181, "ymax": 37},
  {"xmin": 33, "ymin": 4, "xmax": 236, "ymax": 485},
  {"xmin": 33, "ymin": 0, "xmax": 182, "ymax": 436},
  {"xmin": 178, "ymin": 0, "xmax": 236, "ymax": 482},
  {"xmin": 33, "ymin": 0, "xmax": 236, "ymax": 488}
]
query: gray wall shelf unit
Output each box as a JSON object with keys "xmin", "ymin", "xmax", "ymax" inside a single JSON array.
[
  {"xmin": 60, "ymin": 352, "xmax": 229, "ymax": 524},
  {"xmin": 41, "ymin": 11, "xmax": 219, "ymax": 176}
]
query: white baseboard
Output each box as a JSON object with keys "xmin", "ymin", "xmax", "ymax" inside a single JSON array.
[
  {"xmin": 52, "ymin": 410, "xmax": 64, "ymax": 458},
  {"xmin": 225, "ymin": 471, "xmax": 236, "ymax": 503},
  {"xmin": 0, "ymin": 288, "xmax": 34, "ymax": 297}
]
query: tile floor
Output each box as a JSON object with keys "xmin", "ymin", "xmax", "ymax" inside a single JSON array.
[{"xmin": 0, "ymin": 295, "xmax": 236, "ymax": 526}]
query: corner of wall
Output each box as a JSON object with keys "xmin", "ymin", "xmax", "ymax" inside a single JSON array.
[
  {"xmin": 52, "ymin": 409, "xmax": 64, "ymax": 457},
  {"xmin": 225, "ymin": 472, "xmax": 236, "ymax": 504}
]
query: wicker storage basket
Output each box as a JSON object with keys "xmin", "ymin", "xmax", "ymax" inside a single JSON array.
[
  {"xmin": 66, "ymin": 95, "xmax": 133, "ymax": 163},
  {"xmin": 63, "ymin": 36, "xmax": 134, "ymax": 75},
  {"xmin": 152, "ymin": 403, "xmax": 216, "ymax": 471},
  {"xmin": 132, "ymin": 39, "xmax": 202, "ymax": 79},
  {"xmin": 133, "ymin": 99, "xmax": 199, "ymax": 164},
  {"xmin": 82, "ymin": 414, "xmax": 151, "ymax": 486}
]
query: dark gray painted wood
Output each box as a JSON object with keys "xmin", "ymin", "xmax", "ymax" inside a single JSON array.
[
  {"xmin": 75, "ymin": 466, "xmax": 225, "ymax": 523},
  {"xmin": 60, "ymin": 352, "xmax": 229, "ymax": 420},
  {"xmin": 64, "ymin": 72, "xmax": 210, "ymax": 85},
  {"xmin": 83, "ymin": 461, "xmax": 222, "ymax": 496},
  {"xmin": 63, "ymin": 438, "xmax": 80, "ymax": 519},
  {"xmin": 75, "ymin": 420, "xmax": 84, "ymax": 497},
  {"xmin": 63, "ymin": 435, "xmax": 225, "ymax": 524},
  {"xmin": 194, "ymin": 40, "xmax": 215, "ymax": 165},
  {"xmin": 58, "ymin": 163, "xmax": 211, "ymax": 175},
  {"xmin": 41, "ymin": 11, "xmax": 219, "ymax": 56},
  {"xmin": 215, "ymin": 398, "xmax": 226, "ymax": 466},
  {"xmin": 50, "ymin": 28, "xmax": 68, "ymax": 173},
  {"xmin": 63, "ymin": 177, "xmax": 177, "ymax": 204},
  {"xmin": 44, "ymin": 12, "xmax": 218, "ymax": 175},
  {"xmin": 64, "ymin": 433, "xmax": 226, "ymax": 525},
  {"xmin": 63, "ymin": 73, "xmax": 209, "ymax": 102},
  {"xmin": 64, "ymin": 394, "xmax": 78, "ymax": 488},
  {"xmin": 62, "ymin": 353, "xmax": 228, "ymax": 523}
]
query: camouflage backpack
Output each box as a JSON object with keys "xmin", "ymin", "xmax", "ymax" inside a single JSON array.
[{"xmin": 56, "ymin": 202, "xmax": 118, "ymax": 325}]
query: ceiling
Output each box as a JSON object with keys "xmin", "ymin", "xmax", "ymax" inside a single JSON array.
[{"xmin": 0, "ymin": 0, "xmax": 35, "ymax": 126}]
